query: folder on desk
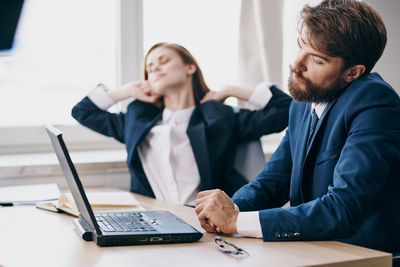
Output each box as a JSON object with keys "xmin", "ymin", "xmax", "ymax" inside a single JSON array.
[{"xmin": 36, "ymin": 191, "xmax": 145, "ymax": 217}]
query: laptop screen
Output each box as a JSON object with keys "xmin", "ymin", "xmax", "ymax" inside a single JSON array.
[
  {"xmin": 45, "ymin": 125, "xmax": 101, "ymax": 234},
  {"xmin": 0, "ymin": 0, "xmax": 24, "ymax": 50}
]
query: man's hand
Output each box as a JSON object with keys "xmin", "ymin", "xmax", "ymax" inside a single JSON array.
[{"xmin": 195, "ymin": 189, "xmax": 239, "ymax": 234}]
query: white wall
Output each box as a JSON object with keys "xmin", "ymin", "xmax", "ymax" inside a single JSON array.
[{"xmin": 365, "ymin": 0, "xmax": 400, "ymax": 94}]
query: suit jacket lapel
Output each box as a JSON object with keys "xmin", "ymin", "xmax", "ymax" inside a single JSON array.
[
  {"xmin": 127, "ymin": 109, "xmax": 163, "ymax": 196},
  {"xmin": 290, "ymin": 105, "xmax": 311, "ymax": 206},
  {"xmin": 292, "ymin": 100, "xmax": 337, "ymax": 205},
  {"xmin": 128, "ymin": 112, "xmax": 163, "ymax": 163},
  {"xmin": 187, "ymin": 106, "xmax": 213, "ymax": 191}
]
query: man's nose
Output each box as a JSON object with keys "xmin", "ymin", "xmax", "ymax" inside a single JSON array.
[{"xmin": 291, "ymin": 53, "xmax": 307, "ymax": 73}]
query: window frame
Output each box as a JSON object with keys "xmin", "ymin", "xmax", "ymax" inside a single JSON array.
[
  {"xmin": 0, "ymin": 0, "xmax": 143, "ymax": 155},
  {"xmin": 0, "ymin": 0, "xmax": 284, "ymax": 157}
]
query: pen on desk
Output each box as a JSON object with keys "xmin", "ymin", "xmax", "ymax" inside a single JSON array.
[{"xmin": 0, "ymin": 202, "xmax": 14, "ymax": 207}]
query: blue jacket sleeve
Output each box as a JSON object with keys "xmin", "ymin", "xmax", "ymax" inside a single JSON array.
[
  {"xmin": 232, "ymin": 129, "xmax": 292, "ymax": 210},
  {"xmin": 257, "ymin": 118, "xmax": 400, "ymax": 242},
  {"xmin": 232, "ymin": 86, "xmax": 292, "ymax": 141},
  {"xmin": 71, "ymin": 97, "xmax": 126, "ymax": 143}
]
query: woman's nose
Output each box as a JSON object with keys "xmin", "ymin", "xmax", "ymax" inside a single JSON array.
[
  {"xmin": 149, "ymin": 64, "xmax": 160, "ymax": 74},
  {"xmin": 153, "ymin": 64, "xmax": 161, "ymax": 73}
]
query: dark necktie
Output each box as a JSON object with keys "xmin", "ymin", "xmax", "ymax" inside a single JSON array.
[{"xmin": 307, "ymin": 109, "xmax": 319, "ymax": 148}]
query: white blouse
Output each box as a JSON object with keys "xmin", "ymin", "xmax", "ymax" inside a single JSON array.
[
  {"xmin": 88, "ymin": 82, "xmax": 272, "ymax": 207},
  {"xmin": 137, "ymin": 107, "xmax": 200, "ymax": 205}
]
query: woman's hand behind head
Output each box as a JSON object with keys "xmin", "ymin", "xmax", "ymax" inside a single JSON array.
[
  {"xmin": 200, "ymin": 90, "xmax": 228, "ymax": 104},
  {"xmin": 200, "ymin": 84, "xmax": 256, "ymax": 104},
  {"xmin": 123, "ymin": 81, "xmax": 162, "ymax": 104}
]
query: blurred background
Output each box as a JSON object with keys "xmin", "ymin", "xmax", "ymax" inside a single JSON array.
[{"xmin": 0, "ymin": 0, "xmax": 398, "ymax": 188}]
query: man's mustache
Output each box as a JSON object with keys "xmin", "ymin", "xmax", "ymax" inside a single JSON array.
[{"xmin": 289, "ymin": 65, "xmax": 303, "ymax": 78}]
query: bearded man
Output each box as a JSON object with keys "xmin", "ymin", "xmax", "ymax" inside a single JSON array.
[{"xmin": 195, "ymin": 0, "xmax": 400, "ymax": 259}]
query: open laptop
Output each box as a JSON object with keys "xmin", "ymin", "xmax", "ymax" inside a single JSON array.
[{"xmin": 45, "ymin": 125, "xmax": 203, "ymax": 246}]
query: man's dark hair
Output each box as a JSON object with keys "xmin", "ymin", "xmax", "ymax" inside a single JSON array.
[{"xmin": 299, "ymin": 0, "xmax": 387, "ymax": 74}]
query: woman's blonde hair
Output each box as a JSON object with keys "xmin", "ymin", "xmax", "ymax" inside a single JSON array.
[{"xmin": 143, "ymin": 42, "xmax": 210, "ymax": 104}]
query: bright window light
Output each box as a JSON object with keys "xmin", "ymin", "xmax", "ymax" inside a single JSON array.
[{"xmin": 0, "ymin": 0, "xmax": 117, "ymax": 126}]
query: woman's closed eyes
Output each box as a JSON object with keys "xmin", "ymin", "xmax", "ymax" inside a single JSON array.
[{"xmin": 147, "ymin": 55, "xmax": 171, "ymax": 73}]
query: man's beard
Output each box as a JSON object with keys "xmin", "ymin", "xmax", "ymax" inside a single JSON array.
[{"xmin": 288, "ymin": 68, "xmax": 346, "ymax": 103}]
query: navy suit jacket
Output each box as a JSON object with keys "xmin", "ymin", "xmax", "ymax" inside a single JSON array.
[
  {"xmin": 72, "ymin": 86, "xmax": 291, "ymax": 198},
  {"xmin": 232, "ymin": 73, "xmax": 400, "ymax": 253}
]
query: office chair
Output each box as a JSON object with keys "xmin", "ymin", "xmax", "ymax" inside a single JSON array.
[
  {"xmin": 394, "ymin": 252, "xmax": 400, "ymax": 267},
  {"xmin": 233, "ymin": 139, "xmax": 265, "ymax": 181}
]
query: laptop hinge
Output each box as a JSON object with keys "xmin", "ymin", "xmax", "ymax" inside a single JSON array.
[{"xmin": 73, "ymin": 216, "xmax": 94, "ymax": 241}]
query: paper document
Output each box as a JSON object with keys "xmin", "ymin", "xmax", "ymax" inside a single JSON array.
[
  {"xmin": 36, "ymin": 191, "xmax": 145, "ymax": 217},
  {"xmin": 0, "ymin": 183, "xmax": 60, "ymax": 204}
]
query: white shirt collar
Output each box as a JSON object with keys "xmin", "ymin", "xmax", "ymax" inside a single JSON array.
[
  {"xmin": 311, "ymin": 102, "xmax": 328, "ymax": 119},
  {"xmin": 162, "ymin": 106, "xmax": 195, "ymax": 124}
]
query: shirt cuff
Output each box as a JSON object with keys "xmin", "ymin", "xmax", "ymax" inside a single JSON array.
[
  {"xmin": 248, "ymin": 82, "xmax": 273, "ymax": 109},
  {"xmin": 87, "ymin": 83, "xmax": 115, "ymax": 110},
  {"xmin": 236, "ymin": 211, "xmax": 263, "ymax": 238}
]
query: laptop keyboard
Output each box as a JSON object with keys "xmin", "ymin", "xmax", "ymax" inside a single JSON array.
[{"xmin": 95, "ymin": 212, "xmax": 157, "ymax": 233}]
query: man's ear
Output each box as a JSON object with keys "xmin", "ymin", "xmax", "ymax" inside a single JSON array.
[
  {"xmin": 343, "ymin": 64, "xmax": 366, "ymax": 83},
  {"xmin": 187, "ymin": 64, "xmax": 197, "ymax": 75}
]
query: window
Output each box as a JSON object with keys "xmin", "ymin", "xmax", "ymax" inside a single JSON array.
[
  {"xmin": 143, "ymin": 0, "xmax": 241, "ymax": 91},
  {"xmin": 0, "ymin": 0, "xmax": 118, "ymax": 153},
  {"xmin": 1, "ymin": 0, "xmax": 242, "ymax": 154},
  {"xmin": 0, "ymin": 0, "xmax": 117, "ymax": 126}
]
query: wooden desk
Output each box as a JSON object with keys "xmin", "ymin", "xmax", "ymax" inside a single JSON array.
[{"xmin": 0, "ymin": 192, "xmax": 391, "ymax": 267}]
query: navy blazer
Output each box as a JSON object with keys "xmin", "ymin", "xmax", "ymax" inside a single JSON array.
[
  {"xmin": 232, "ymin": 73, "xmax": 400, "ymax": 253},
  {"xmin": 72, "ymin": 86, "xmax": 291, "ymax": 198}
]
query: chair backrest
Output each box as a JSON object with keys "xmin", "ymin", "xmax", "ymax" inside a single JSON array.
[{"xmin": 233, "ymin": 139, "xmax": 265, "ymax": 181}]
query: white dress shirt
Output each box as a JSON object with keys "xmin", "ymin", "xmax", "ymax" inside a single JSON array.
[
  {"xmin": 235, "ymin": 102, "xmax": 328, "ymax": 238},
  {"xmin": 88, "ymin": 83, "xmax": 272, "ymax": 207},
  {"xmin": 312, "ymin": 102, "xmax": 328, "ymax": 118},
  {"xmin": 137, "ymin": 106, "xmax": 201, "ymax": 205}
]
